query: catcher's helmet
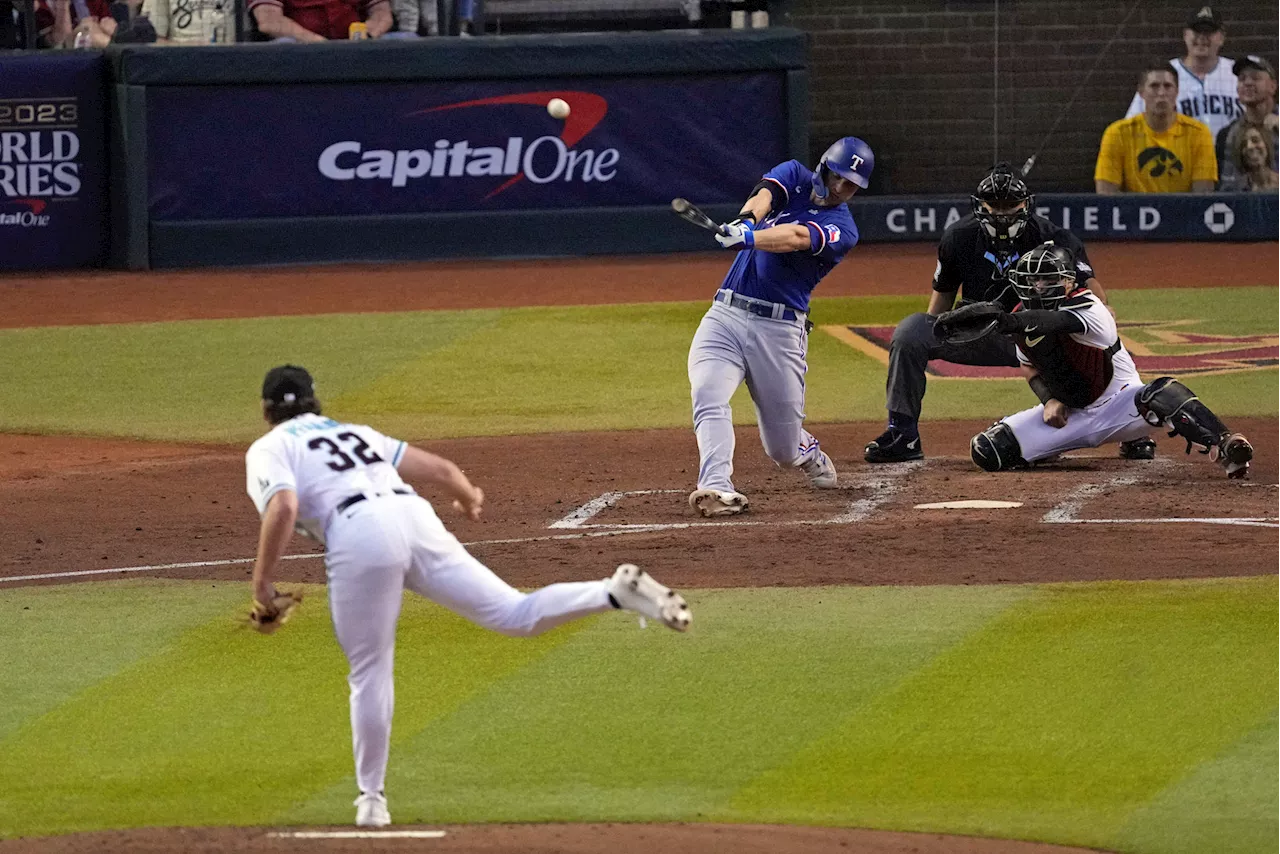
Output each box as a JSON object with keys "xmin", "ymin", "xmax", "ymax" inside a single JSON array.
[
  {"xmin": 812, "ymin": 136, "xmax": 875, "ymax": 201},
  {"xmin": 972, "ymin": 163, "xmax": 1034, "ymax": 244},
  {"xmin": 1010, "ymin": 242, "xmax": 1075, "ymax": 310}
]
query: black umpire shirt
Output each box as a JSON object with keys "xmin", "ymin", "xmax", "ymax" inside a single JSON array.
[{"xmin": 931, "ymin": 214, "xmax": 1095, "ymax": 311}]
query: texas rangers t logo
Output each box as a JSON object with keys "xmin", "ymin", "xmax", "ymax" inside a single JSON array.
[{"xmin": 849, "ymin": 154, "xmax": 865, "ymax": 171}]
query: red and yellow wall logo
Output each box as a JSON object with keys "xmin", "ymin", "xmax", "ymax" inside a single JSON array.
[{"xmin": 828, "ymin": 319, "xmax": 1278, "ymax": 378}]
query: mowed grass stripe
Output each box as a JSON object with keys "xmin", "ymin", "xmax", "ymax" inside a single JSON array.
[
  {"xmin": 287, "ymin": 585, "xmax": 1030, "ymax": 825},
  {"xmin": 0, "ymin": 580, "xmax": 246, "ymax": 742},
  {"xmin": 0, "ymin": 584, "xmax": 587, "ymax": 838},
  {"xmin": 334, "ymin": 303, "xmax": 705, "ymax": 441},
  {"xmin": 726, "ymin": 577, "xmax": 1277, "ymax": 854},
  {"xmin": 1114, "ymin": 714, "xmax": 1278, "ymax": 854},
  {"xmin": 0, "ymin": 311, "xmax": 499, "ymax": 443},
  {"xmin": 0, "ymin": 287, "xmax": 1272, "ymax": 444}
]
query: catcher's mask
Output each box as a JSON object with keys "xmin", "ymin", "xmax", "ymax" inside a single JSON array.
[
  {"xmin": 972, "ymin": 163, "xmax": 1033, "ymax": 244},
  {"xmin": 1010, "ymin": 242, "xmax": 1075, "ymax": 310}
]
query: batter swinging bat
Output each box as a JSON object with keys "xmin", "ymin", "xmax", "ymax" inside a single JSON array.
[{"xmin": 671, "ymin": 198, "xmax": 729, "ymax": 236}]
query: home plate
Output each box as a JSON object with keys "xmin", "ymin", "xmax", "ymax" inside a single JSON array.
[{"xmin": 914, "ymin": 500, "xmax": 1024, "ymax": 510}]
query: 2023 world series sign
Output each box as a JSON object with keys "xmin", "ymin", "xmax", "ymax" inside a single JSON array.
[
  {"xmin": 144, "ymin": 75, "xmax": 787, "ymax": 220},
  {"xmin": 0, "ymin": 52, "xmax": 108, "ymax": 270}
]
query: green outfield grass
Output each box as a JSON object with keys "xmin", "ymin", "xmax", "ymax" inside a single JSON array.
[
  {"xmin": 0, "ymin": 577, "xmax": 1274, "ymax": 853},
  {"xmin": 0, "ymin": 287, "xmax": 1273, "ymax": 443}
]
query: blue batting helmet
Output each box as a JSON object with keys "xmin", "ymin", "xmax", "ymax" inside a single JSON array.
[{"xmin": 812, "ymin": 136, "xmax": 875, "ymax": 200}]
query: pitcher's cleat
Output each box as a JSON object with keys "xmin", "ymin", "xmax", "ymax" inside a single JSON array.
[
  {"xmin": 607, "ymin": 563, "xmax": 692, "ymax": 632},
  {"xmin": 354, "ymin": 792, "xmax": 391, "ymax": 828}
]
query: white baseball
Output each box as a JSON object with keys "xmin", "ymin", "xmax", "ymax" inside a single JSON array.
[{"xmin": 547, "ymin": 98, "xmax": 571, "ymax": 120}]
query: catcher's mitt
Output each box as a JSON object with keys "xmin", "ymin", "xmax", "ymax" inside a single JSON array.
[
  {"xmin": 249, "ymin": 589, "xmax": 303, "ymax": 634},
  {"xmin": 933, "ymin": 301, "xmax": 1016, "ymax": 346}
]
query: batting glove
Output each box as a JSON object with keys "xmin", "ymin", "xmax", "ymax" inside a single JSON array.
[{"xmin": 714, "ymin": 222, "xmax": 755, "ymax": 249}]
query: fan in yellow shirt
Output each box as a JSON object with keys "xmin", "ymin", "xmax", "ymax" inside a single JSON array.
[{"xmin": 1096, "ymin": 66, "xmax": 1217, "ymax": 193}]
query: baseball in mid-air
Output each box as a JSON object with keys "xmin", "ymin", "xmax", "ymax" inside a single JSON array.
[{"xmin": 547, "ymin": 98, "xmax": 571, "ymax": 120}]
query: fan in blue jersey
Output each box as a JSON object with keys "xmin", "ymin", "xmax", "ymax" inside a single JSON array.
[{"xmin": 687, "ymin": 136, "xmax": 873, "ymax": 518}]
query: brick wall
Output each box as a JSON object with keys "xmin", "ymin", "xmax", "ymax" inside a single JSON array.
[{"xmin": 782, "ymin": 0, "xmax": 1279, "ymax": 193}]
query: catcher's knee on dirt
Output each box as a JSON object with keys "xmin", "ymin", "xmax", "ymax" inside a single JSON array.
[
  {"xmin": 1135, "ymin": 377, "xmax": 1229, "ymax": 454},
  {"xmin": 970, "ymin": 422, "xmax": 1027, "ymax": 472}
]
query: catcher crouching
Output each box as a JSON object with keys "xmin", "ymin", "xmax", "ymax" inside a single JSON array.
[{"xmin": 934, "ymin": 243, "xmax": 1254, "ymax": 479}]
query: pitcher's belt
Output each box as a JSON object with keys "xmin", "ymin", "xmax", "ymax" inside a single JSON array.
[{"xmin": 336, "ymin": 487, "xmax": 414, "ymax": 515}]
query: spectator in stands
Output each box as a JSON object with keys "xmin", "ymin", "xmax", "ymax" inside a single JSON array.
[
  {"xmin": 1218, "ymin": 126, "xmax": 1278, "ymax": 192},
  {"xmin": 1215, "ymin": 56, "xmax": 1279, "ymax": 189},
  {"xmin": 35, "ymin": 0, "xmax": 110, "ymax": 45},
  {"xmin": 250, "ymin": 0, "xmax": 391, "ymax": 41},
  {"xmin": 392, "ymin": 0, "xmax": 435, "ymax": 35},
  {"xmin": 1096, "ymin": 65, "xmax": 1217, "ymax": 194},
  {"xmin": 1124, "ymin": 7, "xmax": 1239, "ymax": 143},
  {"xmin": 141, "ymin": 0, "xmax": 234, "ymax": 42}
]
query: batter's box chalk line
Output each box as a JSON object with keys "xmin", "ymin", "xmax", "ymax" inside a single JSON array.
[
  {"xmin": 1041, "ymin": 462, "xmax": 1278, "ymax": 528},
  {"xmin": 549, "ymin": 463, "xmax": 928, "ymax": 532}
]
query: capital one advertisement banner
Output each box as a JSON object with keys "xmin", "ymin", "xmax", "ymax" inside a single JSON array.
[
  {"xmin": 146, "ymin": 75, "xmax": 787, "ymax": 220},
  {"xmin": 0, "ymin": 52, "xmax": 108, "ymax": 270}
]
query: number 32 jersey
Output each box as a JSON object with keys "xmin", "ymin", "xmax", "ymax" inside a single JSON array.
[{"xmin": 246, "ymin": 413, "xmax": 410, "ymax": 544}]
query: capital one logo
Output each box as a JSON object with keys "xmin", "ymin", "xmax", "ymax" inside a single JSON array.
[
  {"xmin": 0, "ymin": 198, "xmax": 51, "ymax": 228},
  {"xmin": 318, "ymin": 91, "xmax": 618, "ymax": 199},
  {"xmin": 1203, "ymin": 202, "xmax": 1235, "ymax": 234}
]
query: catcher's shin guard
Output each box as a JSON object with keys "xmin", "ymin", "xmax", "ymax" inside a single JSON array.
[
  {"xmin": 1134, "ymin": 377, "xmax": 1251, "ymax": 477},
  {"xmin": 1135, "ymin": 377, "xmax": 1230, "ymax": 453},
  {"xmin": 970, "ymin": 422, "xmax": 1027, "ymax": 472}
]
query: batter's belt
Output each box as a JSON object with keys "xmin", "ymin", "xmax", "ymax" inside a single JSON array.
[{"xmin": 715, "ymin": 289, "xmax": 804, "ymax": 322}]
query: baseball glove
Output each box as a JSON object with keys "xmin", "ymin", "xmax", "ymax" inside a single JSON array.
[
  {"xmin": 249, "ymin": 589, "xmax": 303, "ymax": 634},
  {"xmin": 933, "ymin": 301, "xmax": 1016, "ymax": 345}
]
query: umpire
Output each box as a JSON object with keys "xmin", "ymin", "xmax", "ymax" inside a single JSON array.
[{"xmin": 862, "ymin": 163, "xmax": 1152, "ymax": 463}]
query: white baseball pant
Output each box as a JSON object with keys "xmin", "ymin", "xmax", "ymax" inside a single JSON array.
[
  {"xmin": 1003, "ymin": 377, "xmax": 1154, "ymax": 462},
  {"xmin": 324, "ymin": 494, "xmax": 612, "ymax": 796},
  {"xmin": 688, "ymin": 300, "xmax": 823, "ymax": 492}
]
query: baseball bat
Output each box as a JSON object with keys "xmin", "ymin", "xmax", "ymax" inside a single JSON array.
[{"xmin": 671, "ymin": 198, "xmax": 729, "ymax": 236}]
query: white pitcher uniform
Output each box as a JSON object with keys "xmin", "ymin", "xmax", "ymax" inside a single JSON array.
[
  {"xmin": 245, "ymin": 413, "xmax": 615, "ymax": 798},
  {"xmin": 1000, "ymin": 291, "xmax": 1151, "ymax": 461}
]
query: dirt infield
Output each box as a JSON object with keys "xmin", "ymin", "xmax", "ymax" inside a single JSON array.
[
  {"xmin": 0, "ymin": 823, "xmax": 1116, "ymax": 854},
  {"xmin": 1, "ymin": 420, "xmax": 1275, "ymax": 591},
  {"xmin": 1, "ymin": 244, "xmax": 1275, "ymax": 854}
]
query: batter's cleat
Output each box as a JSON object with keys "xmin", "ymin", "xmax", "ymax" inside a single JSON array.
[
  {"xmin": 800, "ymin": 451, "xmax": 838, "ymax": 488},
  {"xmin": 1215, "ymin": 433, "xmax": 1253, "ymax": 479},
  {"xmin": 607, "ymin": 563, "xmax": 692, "ymax": 632},
  {"xmin": 688, "ymin": 488, "xmax": 749, "ymax": 517},
  {"xmin": 864, "ymin": 428, "xmax": 924, "ymax": 464},
  {"xmin": 1119, "ymin": 437, "xmax": 1158, "ymax": 460},
  {"xmin": 355, "ymin": 792, "xmax": 391, "ymax": 828}
]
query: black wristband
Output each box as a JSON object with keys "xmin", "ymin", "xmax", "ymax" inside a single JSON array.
[
  {"xmin": 1028, "ymin": 374, "xmax": 1055, "ymax": 405},
  {"xmin": 736, "ymin": 210, "xmax": 757, "ymax": 224}
]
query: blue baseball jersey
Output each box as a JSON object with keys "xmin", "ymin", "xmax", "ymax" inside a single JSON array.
[{"xmin": 719, "ymin": 160, "xmax": 859, "ymax": 313}]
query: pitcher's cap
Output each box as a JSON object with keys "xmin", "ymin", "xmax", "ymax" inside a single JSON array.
[{"xmin": 262, "ymin": 365, "xmax": 314, "ymax": 403}]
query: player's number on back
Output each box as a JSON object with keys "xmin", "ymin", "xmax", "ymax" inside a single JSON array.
[{"xmin": 308, "ymin": 432, "xmax": 385, "ymax": 472}]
